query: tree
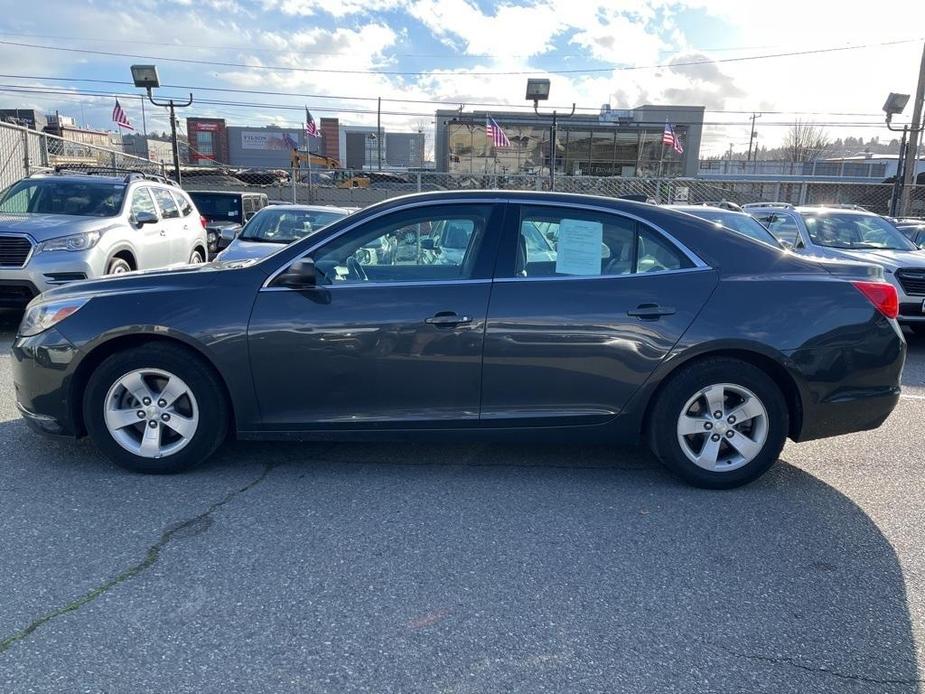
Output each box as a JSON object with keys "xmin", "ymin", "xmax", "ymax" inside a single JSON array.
[{"xmin": 782, "ymin": 120, "xmax": 831, "ymax": 162}]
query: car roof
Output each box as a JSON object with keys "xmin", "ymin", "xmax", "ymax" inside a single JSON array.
[
  {"xmin": 29, "ymin": 173, "xmax": 128, "ymax": 185},
  {"xmin": 794, "ymin": 206, "xmax": 876, "ymax": 216},
  {"xmin": 668, "ymin": 205, "xmax": 750, "ymax": 217},
  {"xmin": 259, "ymin": 204, "xmax": 352, "ymax": 213},
  {"xmin": 187, "ymin": 190, "xmax": 263, "ymax": 197}
]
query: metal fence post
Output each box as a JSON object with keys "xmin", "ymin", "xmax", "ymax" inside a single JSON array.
[
  {"xmin": 21, "ymin": 129, "xmax": 30, "ymax": 175},
  {"xmin": 798, "ymin": 183, "xmax": 808, "ymax": 205},
  {"xmin": 417, "ymin": 172, "xmax": 422, "ymax": 193},
  {"xmin": 110, "ymin": 151, "xmax": 118, "ymax": 173}
]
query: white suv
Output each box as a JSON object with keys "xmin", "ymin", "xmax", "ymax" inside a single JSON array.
[{"xmin": 0, "ymin": 171, "xmax": 208, "ymax": 308}]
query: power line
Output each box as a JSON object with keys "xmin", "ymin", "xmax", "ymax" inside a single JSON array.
[
  {"xmin": 0, "ymin": 85, "xmax": 904, "ymax": 129},
  {"xmin": 0, "ymin": 73, "xmax": 898, "ymax": 119},
  {"xmin": 0, "ymin": 36, "xmax": 921, "ymax": 77}
]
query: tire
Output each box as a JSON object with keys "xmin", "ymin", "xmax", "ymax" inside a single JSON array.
[
  {"xmin": 83, "ymin": 343, "xmax": 229, "ymax": 474},
  {"xmin": 106, "ymin": 257, "xmax": 132, "ymax": 275},
  {"xmin": 647, "ymin": 357, "xmax": 788, "ymax": 489},
  {"xmin": 189, "ymin": 249, "xmax": 204, "ymax": 265}
]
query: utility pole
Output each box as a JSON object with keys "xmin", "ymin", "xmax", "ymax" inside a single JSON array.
[
  {"xmin": 377, "ymin": 96, "xmax": 382, "ymax": 171},
  {"xmin": 746, "ymin": 113, "xmax": 761, "ymax": 162},
  {"xmin": 900, "ymin": 42, "xmax": 925, "ymax": 216}
]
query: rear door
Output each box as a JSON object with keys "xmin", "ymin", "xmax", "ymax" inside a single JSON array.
[
  {"xmin": 129, "ymin": 186, "xmax": 171, "ymax": 269},
  {"xmin": 480, "ymin": 203, "xmax": 718, "ymax": 426},
  {"xmin": 149, "ymin": 187, "xmax": 186, "ymax": 267},
  {"xmin": 170, "ymin": 190, "xmax": 199, "ymax": 262}
]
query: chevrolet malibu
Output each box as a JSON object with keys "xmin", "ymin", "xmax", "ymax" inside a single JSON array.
[{"xmin": 12, "ymin": 192, "xmax": 905, "ymax": 489}]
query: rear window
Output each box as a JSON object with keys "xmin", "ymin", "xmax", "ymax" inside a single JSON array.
[
  {"xmin": 0, "ymin": 179, "xmax": 125, "ymax": 217},
  {"xmin": 171, "ymin": 191, "xmax": 193, "ymax": 216},
  {"xmin": 189, "ymin": 193, "xmax": 242, "ymax": 222},
  {"xmin": 151, "ymin": 188, "xmax": 180, "ymax": 219}
]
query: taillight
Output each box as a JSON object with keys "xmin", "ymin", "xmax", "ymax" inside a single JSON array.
[
  {"xmin": 200, "ymin": 215, "xmax": 208, "ymax": 229},
  {"xmin": 852, "ymin": 281, "xmax": 899, "ymax": 319}
]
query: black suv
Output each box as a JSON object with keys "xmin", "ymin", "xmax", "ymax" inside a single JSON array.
[{"xmin": 187, "ymin": 191, "xmax": 268, "ymax": 258}]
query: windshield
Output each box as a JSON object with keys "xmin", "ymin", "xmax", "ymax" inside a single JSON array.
[
  {"xmin": 0, "ymin": 179, "xmax": 125, "ymax": 217},
  {"xmin": 687, "ymin": 209, "xmax": 781, "ymax": 247},
  {"xmin": 804, "ymin": 213, "xmax": 917, "ymax": 251},
  {"xmin": 239, "ymin": 208, "xmax": 347, "ymax": 243},
  {"xmin": 189, "ymin": 193, "xmax": 242, "ymax": 222}
]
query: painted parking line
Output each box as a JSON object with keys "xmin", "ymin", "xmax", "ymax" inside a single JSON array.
[{"xmin": 901, "ymin": 393, "xmax": 925, "ymax": 400}]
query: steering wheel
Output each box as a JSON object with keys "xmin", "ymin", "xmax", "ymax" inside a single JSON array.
[{"xmin": 346, "ymin": 256, "xmax": 368, "ymax": 282}]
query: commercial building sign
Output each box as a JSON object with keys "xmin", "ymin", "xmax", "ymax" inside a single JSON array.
[{"xmin": 241, "ymin": 131, "xmax": 297, "ymax": 150}]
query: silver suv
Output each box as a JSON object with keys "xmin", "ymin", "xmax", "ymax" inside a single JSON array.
[
  {"xmin": 0, "ymin": 172, "xmax": 208, "ymax": 308},
  {"xmin": 748, "ymin": 205, "xmax": 925, "ymax": 333}
]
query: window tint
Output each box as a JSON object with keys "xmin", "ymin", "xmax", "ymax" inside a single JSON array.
[
  {"xmin": 753, "ymin": 212, "xmax": 802, "ymax": 247},
  {"xmin": 151, "ymin": 188, "xmax": 180, "ymax": 219},
  {"xmin": 803, "ymin": 213, "xmax": 916, "ymax": 251},
  {"xmin": 131, "ymin": 188, "xmax": 158, "ymax": 220},
  {"xmin": 171, "ymin": 191, "xmax": 193, "ymax": 216},
  {"xmin": 0, "ymin": 179, "xmax": 125, "ymax": 217},
  {"xmin": 243, "ymin": 197, "xmax": 256, "ymax": 215},
  {"xmin": 311, "ymin": 205, "xmax": 491, "ymax": 285},
  {"xmin": 512, "ymin": 206, "xmax": 690, "ymax": 278}
]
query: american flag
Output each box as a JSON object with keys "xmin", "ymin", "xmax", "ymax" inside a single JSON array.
[
  {"xmin": 111, "ymin": 99, "xmax": 134, "ymax": 131},
  {"xmin": 662, "ymin": 122, "xmax": 683, "ymax": 154},
  {"xmin": 486, "ymin": 117, "xmax": 510, "ymax": 148},
  {"xmin": 305, "ymin": 107, "xmax": 318, "ymax": 137}
]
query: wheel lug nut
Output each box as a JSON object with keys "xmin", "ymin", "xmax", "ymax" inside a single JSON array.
[
  {"xmin": 726, "ymin": 430, "xmax": 735, "ymax": 438},
  {"xmin": 161, "ymin": 413, "xmax": 170, "ymax": 421},
  {"xmin": 136, "ymin": 410, "xmax": 145, "ymax": 419},
  {"xmin": 142, "ymin": 397, "xmax": 152, "ymax": 406},
  {"xmin": 727, "ymin": 416, "xmax": 736, "ymax": 424},
  {"xmin": 713, "ymin": 411, "xmax": 722, "ymax": 419},
  {"xmin": 711, "ymin": 433, "xmax": 721, "ymax": 442},
  {"xmin": 148, "ymin": 420, "xmax": 158, "ymax": 428},
  {"xmin": 157, "ymin": 399, "xmax": 167, "ymax": 407},
  {"xmin": 704, "ymin": 422, "xmax": 713, "ymax": 430}
]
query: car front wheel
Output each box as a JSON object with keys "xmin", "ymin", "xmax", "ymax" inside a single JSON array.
[
  {"xmin": 83, "ymin": 343, "xmax": 228, "ymax": 473},
  {"xmin": 648, "ymin": 358, "xmax": 788, "ymax": 489}
]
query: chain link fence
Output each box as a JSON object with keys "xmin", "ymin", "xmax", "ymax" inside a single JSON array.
[
  {"xmin": 178, "ymin": 166, "xmax": 924, "ymax": 217},
  {"xmin": 0, "ymin": 120, "xmax": 165, "ymax": 191}
]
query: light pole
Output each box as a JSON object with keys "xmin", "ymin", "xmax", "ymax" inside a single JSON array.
[
  {"xmin": 366, "ymin": 132, "xmax": 377, "ymax": 171},
  {"xmin": 130, "ymin": 65, "xmax": 192, "ymax": 183},
  {"xmin": 525, "ymin": 78, "xmax": 574, "ymax": 190},
  {"xmin": 883, "ymin": 92, "xmax": 918, "ymax": 217}
]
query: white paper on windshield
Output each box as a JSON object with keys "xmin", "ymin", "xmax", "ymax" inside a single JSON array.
[{"xmin": 555, "ymin": 218, "xmax": 603, "ymax": 276}]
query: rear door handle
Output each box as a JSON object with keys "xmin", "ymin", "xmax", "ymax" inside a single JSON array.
[
  {"xmin": 425, "ymin": 312, "xmax": 472, "ymax": 327},
  {"xmin": 627, "ymin": 303, "xmax": 676, "ymax": 320},
  {"xmin": 159, "ymin": 229, "xmax": 167, "ymax": 237}
]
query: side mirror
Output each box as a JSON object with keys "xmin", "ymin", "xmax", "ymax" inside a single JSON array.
[
  {"xmin": 135, "ymin": 211, "xmax": 158, "ymax": 226},
  {"xmin": 278, "ymin": 258, "xmax": 317, "ymax": 289},
  {"xmin": 218, "ymin": 225, "xmax": 240, "ymax": 249}
]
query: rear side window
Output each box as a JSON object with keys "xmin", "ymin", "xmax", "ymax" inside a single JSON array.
[
  {"xmin": 171, "ymin": 191, "xmax": 193, "ymax": 217},
  {"xmin": 151, "ymin": 188, "xmax": 180, "ymax": 219},
  {"xmin": 754, "ymin": 212, "xmax": 802, "ymax": 247},
  {"xmin": 511, "ymin": 206, "xmax": 692, "ymax": 278}
]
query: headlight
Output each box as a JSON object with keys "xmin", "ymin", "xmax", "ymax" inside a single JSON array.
[
  {"xmin": 19, "ymin": 297, "xmax": 90, "ymax": 337},
  {"xmin": 37, "ymin": 231, "xmax": 101, "ymax": 252}
]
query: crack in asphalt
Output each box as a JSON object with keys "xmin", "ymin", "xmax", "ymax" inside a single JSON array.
[
  {"xmin": 0, "ymin": 463, "xmax": 275, "ymax": 656},
  {"xmin": 721, "ymin": 646, "xmax": 925, "ymax": 685}
]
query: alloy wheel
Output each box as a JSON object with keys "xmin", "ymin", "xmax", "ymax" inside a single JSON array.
[
  {"xmin": 676, "ymin": 383, "xmax": 769, "ymax": 472},
  {"xmin": 103, "ymin": 368, "xmax": 199, "ymax": 459}
]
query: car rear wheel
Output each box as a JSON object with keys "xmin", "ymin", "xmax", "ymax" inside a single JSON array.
[
  {"xmin": 648, "ymin": 358, "xmax": 788, "ymax": 489},
  {"xmin": 83, "ymin": 343, "xmax": 228, "ymax": 474},
  {"xmin": 106, "ymin": 257, "xmax": 132, "ymax": 275},
  {"xmin": 189, "ymin": 249, "xmax": 204, "ymax": 265}
]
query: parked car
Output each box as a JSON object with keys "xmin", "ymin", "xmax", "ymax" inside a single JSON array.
[
  {"xmin": 668, "ymin": 205, "xmax": 783, "ymax": 248},
  {"xmin": 187, "ymin": 191, "xmax": 268, "ymax": 258},
  {"xmin": 747, "ymin": 205, "xmax": 925, "ymax": 333},
  {"xmin": 12, "ymin": 192, "xmax": 904, "ymax": 489},
  {"xmin": 893, "ymin": 220, "xmax": 925, "ymax": 248},
  {"xmin": 698, "ymin": 200, "xmax": 744, "ymax": 212},
  {"xmin": 0, "ymin": 171, "xmax": 207, "ymax": 308},
  {"xmin": 742, "ymin": 202, "xmax": 795, "ymax": 210},
  {"xmin": 217, "ymin": 205, "xmax": 352, "ymax": 262}
]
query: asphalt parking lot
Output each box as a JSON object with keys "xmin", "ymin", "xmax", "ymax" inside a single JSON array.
[{"xmin": 1, "ymin": 311, "xmax": 924, "ymax": 694}]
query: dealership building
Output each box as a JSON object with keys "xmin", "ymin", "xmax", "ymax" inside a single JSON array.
[{"xmin": 434, "ymin": 105, "xmax": 704, "ymax": 177}]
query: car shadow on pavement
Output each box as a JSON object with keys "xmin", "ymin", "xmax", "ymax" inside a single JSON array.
[{"xmin": 1, "ymin": 417, "xmax": 918, "ymax": 693}]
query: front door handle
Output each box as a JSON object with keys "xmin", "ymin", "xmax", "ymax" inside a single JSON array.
[
  {"xmin": 627, "ymin": 303, "xmax": 676, "ymax": 320},
  {"xmin": 159, "ymin": 229, "xmax": 167, "ymax": 237},
  {"xmin": 425, "ymin": 311, "xmax": 472, "ymax": 327}
]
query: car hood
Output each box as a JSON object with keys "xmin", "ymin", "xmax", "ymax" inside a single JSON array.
[
  {"xmin": 218, "ymin": 238, "xmax": 285, "ymax": 262},
  {"xmin": 205, "ymin": 220, "xmax": 242, "ymax": 232},
  {"xmin": 806, "ymin": 247, "xmax": 925, "ymax": 270},
  {"xmin": 0, "ymin": 213, "xmax": 118, "ymax": 241}
]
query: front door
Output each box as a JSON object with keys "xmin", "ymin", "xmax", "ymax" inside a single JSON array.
[
  {"xmin": 480, "ymin": 203, "xmax": 717, "ymax": 426},
  {"xmin": 247, "ymin": 202, "xmax": 505, "ymax": 429}
]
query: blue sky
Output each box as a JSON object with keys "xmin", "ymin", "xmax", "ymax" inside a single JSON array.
[{"xmin": 1, "ymin": 0, "xmax": 923, "ymax": 156}]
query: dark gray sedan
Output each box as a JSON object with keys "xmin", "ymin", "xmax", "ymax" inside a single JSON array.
[{"xmin": 11, "ymin": 192, "xmax": 905, "ymax": 488}]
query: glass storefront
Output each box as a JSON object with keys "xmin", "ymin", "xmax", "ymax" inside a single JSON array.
[{"xmin": 446, "ymin": 121, "xmax": 686, "ymax": 177}]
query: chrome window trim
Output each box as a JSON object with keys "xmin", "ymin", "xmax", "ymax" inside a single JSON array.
[
  {"xmin": 261, "ymin": 197, "xmax": 507, "ymax": 290},
  {"xmin": 261, "ymin": 278, "xmax": 492, "ymax": 292},
  {"xmin": 0, "ymin": 232, "xmax": 37, "ymax": 268},
  {"xmin": 493, "ymin": 266, "xmax": 713, "ymax": 284}
]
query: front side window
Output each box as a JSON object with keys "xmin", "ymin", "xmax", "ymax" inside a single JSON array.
[
  {"xmin": 0, "ymin": 179, "xmax": 125, "ymax": 217},
  {"xmin": 312, "ymin": 205, "xmax": 491, "ymax": 285},
  {"xmin": 151, "ymin": 188, "xmax": 180, "ymax": 219},
  {"xmin": 753, "ymin": 212, "xmax": 803, "ymax": 247},
  {"xmin": 512, "ymin": 206, "xmax": 691, "ymax": 278},
  {"xmin": 130, "ymin": 188, "xmax": 158, "ymax": 221}
]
